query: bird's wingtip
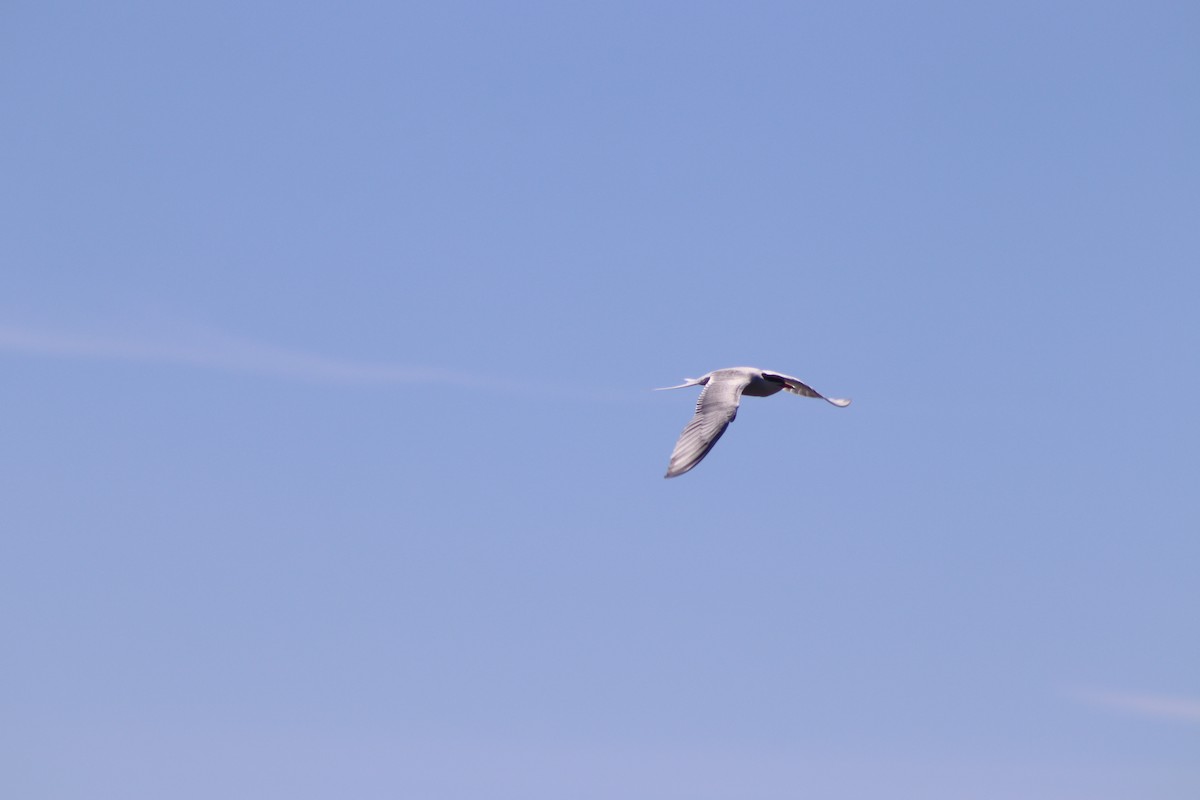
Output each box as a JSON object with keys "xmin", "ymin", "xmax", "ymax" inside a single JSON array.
[{"xmin": 828, "ymin": 397, "xmax": 851, "ymax": 407}]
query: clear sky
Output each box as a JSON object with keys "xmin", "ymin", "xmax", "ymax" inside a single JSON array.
[{"xmin": 3, "ymin": 2, "xmax": 1198, "ymax": 798}]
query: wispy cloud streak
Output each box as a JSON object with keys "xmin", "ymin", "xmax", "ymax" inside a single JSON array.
[
  {"xmin": 0, "ymin": 323, "xmax": 474, "ymax": 386},
  {"xmin": 1070, "ymin": 688, "xmax": 1200, "ymax": 723}
]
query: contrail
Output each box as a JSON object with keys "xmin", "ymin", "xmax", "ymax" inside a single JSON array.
[
  {"xmin": 1069, "ymin": 687, "xmax": 1200, "ymax": 723},
  {"xmin": 0, "ymin": 323, "xmax": 475, "ymax": 387}
]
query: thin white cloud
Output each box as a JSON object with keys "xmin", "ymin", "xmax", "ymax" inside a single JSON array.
[
  {"xmin": 0, "ymin": 323, "xmax": 474, "ymax": 386},
  {"xmin": 0, "ymin": 321, "xmax": 646, "ymax": 404},
  {"xmin": 1070, "ymin": 687, "xmax": 1200, "ymax": 723}
]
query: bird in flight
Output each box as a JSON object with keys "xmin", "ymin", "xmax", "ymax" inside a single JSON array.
[{"xmin": 657, "ymin": 366, "xmax": 850, "ymax": 478}]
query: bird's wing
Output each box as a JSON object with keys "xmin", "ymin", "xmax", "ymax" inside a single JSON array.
[
  {"xmin": 664, "ymin": 373, "xmax": 749, "ymax": 478},
  {"xmin": 763, "ymin": 370, "xmax": 851, "ymax": 407}
]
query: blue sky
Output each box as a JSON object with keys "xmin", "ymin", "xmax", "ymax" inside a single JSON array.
[{"xmin": 3, "ymin": 2, "xmax": 1198, "ymax": 798}]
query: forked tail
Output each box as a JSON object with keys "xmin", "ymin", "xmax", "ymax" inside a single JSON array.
[{"xmin": 653, "ymin": 377, "xmax": 705, "ymax": 391}]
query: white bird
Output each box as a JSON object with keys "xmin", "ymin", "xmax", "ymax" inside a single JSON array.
[{"xmin": 657, "ymin": 367, "xmax": 850, "ymax": 478}]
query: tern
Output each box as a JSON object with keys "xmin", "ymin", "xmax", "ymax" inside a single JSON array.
[{"xmin": 657, "ymin": 367, "xmax": 850, "ymax": 478}]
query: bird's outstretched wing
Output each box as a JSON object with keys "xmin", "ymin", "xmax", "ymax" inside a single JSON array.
[
  {"xmin": 664, "ymin": 373, "xmax": 750, "ymax": 478},
  {"xmin": 763, "ymin": 370, "xmax": 851, "ymax": 407}
]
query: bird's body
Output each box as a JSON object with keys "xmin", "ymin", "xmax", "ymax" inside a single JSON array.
[{"xmin": 657, "ymin": 366, "xmax": 850, "ymax": 478}]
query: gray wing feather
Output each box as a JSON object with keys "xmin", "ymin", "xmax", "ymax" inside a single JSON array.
[
  {"xmin": 763, "ymin": 370, "xmax": 852, "ymax": 407},
  {"xmin": 664, "ymin": 375, "xmax": 748, "ymax": 478}
]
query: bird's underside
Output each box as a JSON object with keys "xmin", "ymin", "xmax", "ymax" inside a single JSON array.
[{"xmin": 658, "ymin": 367, "xmax": 850, "ymax": 478}]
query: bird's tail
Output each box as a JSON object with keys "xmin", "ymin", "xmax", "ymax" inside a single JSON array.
[{"xmin": 653, "ymin": 377, "xmax": 705, "ymax": 391}]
